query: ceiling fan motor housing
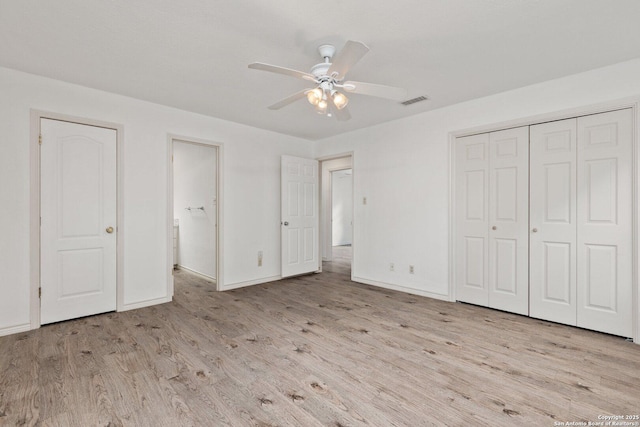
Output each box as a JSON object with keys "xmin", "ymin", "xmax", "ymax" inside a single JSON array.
[
  {"xmin": 317, "ymin": 44, "xmax": 336, "ymax": 60},
  {"xmin": 311, "ymin": 63, "xmax": 332, "ymax": 78}
]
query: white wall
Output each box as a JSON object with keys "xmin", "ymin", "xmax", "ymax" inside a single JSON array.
[
  {"xmin": 332, "ymin": 170, "xmax": 353, "ymax": 246},
  {"xmin": 173, "ymin": 141, "xmax": 217, "ymax": 279},
  {"xmin": 314, "ymin": 58, "xmax": 640, "ymax": 301},
  {"xmin": 0, "ymin": 66, "xmax": 312, "ymax": 336}
]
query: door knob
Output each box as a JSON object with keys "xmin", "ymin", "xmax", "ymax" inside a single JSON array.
[
  {"xmin": 283, "ymin": 221, "xmax": 289, "ymax": 226},
  {"xmin": 106, "ymin": 226, "xmax": 114, "ymax": 234},
  {"xmin": 491, "ymin": 226, "xmax": 497, "ymax": 230},
  {"xmin": 532, "ymin": 228, "xmax": 538, "ymax": 233}
]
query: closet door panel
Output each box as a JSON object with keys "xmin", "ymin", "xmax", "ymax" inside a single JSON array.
[
  {"xmin": 530, "ymin": 119, "xmax": 577, "ymax": 325},
  {"xmin": 488, "ymin": 127, "xmax": 529, "ymax": 315},
  {"xmin": 455, "ymin": 133, "xmax": 489, "ymax": 306},
  {"xmin": 577, "ymin": 109, "xmax": 633, "ymax": 337}
]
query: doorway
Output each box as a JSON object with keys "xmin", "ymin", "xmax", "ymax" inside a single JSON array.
[
  {"xmin": 331, "ymin": 169, "xmax": 353, "ymax": 263},
  {"xmin": 170, "ymin": 137, "xmax": 221, "ymax": 289},
  {"xmin": 320, "ymin": 155, "xmax": 353, "ymax": 275}
]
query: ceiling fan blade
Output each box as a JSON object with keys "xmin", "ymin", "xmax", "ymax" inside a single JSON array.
[
  {"xmin": 249, "ymin": 62, "xmax": 317, "ymax": 82},
  {"xmin": 267, "ymin": 90, "xmax": 308, "ymax": 110},
  {"xmin": 327, "ymin": 41, "xmax": 370, "ymax": 80},
  {"xmin": 328, "ymin": 96, "xmax": 351, "ymax": 121},
  {"xmin": 342, "ymin": 80, "xmax": 407, "ymax": 102}
]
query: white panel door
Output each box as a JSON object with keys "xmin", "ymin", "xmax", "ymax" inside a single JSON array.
[
  {"xmin": 488, "ymin": 127, "xmax": 529, "ymax": 315},
  {"xmin": 281, "ymin": 155, "xmax": 319, "ymax": 278},
  {"xmin": 455, "ymin": 133, "xmax": 490, "ymax": 306},
  {"xmin": 40, "ymin": 118, "xmax": 117, "ymax": 324},
  {"xmin": 530, "ymin": 119, "xmax": 577, "ymax": 325},
  {"xmin": 576, "ymin": 109, "xmax": 633, "ymax": 337}
]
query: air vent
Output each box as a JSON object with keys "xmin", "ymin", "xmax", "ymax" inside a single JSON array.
[{"xmin": 401, "ymin": 95, "xmax": 429, "ymax": 106}]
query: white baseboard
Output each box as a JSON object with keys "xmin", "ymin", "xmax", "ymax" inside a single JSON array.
[
  {"xmin": 119, "ymin": 296, "xmax": 172, "ymax": 312},
  {"xmin": 220, "ymin": 275, "xmax": 281, "ymax": 291},
  {"xmin": 176, "ymin": 265, "xmax": 217, "ymax": 283},
  {"xmin": 0, "ymin": 322, "xmax": 32, "ymax": 337},
  {"xmin": 352, "ymin": 276, "xmax": 452, "ymax": 302}
]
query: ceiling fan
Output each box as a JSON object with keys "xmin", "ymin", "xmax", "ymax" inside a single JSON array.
[{"xmin": 248, "ymin": 41, "xmax": 407, "ymax": 121}]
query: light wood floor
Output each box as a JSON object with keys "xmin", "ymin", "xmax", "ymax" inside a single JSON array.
[{"xmin": 1, "ymin": 250, "xmax": 639, "ymax": 426}]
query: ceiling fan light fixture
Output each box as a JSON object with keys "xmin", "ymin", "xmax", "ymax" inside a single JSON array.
[
  {"xmin": 332, "ymin": 91, "xmax": 349, "ymax": 110},
  {"xmin": 306, "ymin": 88, "xmax": 323, "ymax": 106},
  {"xmin": 315, "ymin": 94, "xmax": 328, "ymax": 114}
]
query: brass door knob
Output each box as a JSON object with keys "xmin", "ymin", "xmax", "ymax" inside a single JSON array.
[
  {"xmin": 492, "ymin": 226, "xmax": 497, "ymax": 230},
  {"xmin": 532, "ymin": 228, "xmax": 538, "ymax": 233},
  {"xmin": 106, "ymin": 226, "xmax": 114, "ymax": 234}
]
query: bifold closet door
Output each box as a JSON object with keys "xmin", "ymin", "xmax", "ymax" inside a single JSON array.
[
  {"xmin": 455, "ymin": 127, "xmax": 529, "ymax": 314},
  {"xmin": 576, "ymin": 109, "xmax": 633, "ymax": 337},
  {"xmin": 487, "ymin": 127, "xmax": 529, "ymax": 315},
  {"xmin": 530, "ymin": 118, "xmax": 578, "ymax": 325},
  {"xmin": 455, "ymin": 133, "xmax": 490, "ymax": 307},
  {"xmin": 530, "ymin": 109, "xmax": 633, "ymax": 337}
]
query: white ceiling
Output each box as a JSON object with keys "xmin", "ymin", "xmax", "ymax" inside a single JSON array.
[{"xmin": 2, "ymin": 0, "xmax": 640, "ymax": 140}]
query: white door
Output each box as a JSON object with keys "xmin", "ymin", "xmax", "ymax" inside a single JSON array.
[
  {"xmin": 455, "ymin": 133, "xmax": 490, "ymax": 306},
  {"xmin": 281, "ymin": 155, "xmax": 319, "ymax": 278},
  {"xmin": 576, "ymin": 109, "xmax": 633, "ymax": 337},
  {"xmin": 529, "ymin": 118, "xmax": 577, "ymax": 325},
  {"xmin": 40, "ymin": 119, "xmax": 117, "ymax": 324},
  {"xmin": 488, "ymin": 127, "xmax": 529, "ymax": 315}
]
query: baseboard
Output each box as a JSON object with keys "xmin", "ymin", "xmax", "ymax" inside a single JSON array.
[
  {"xmin": 220, "ymin": 275, "xmax": 281, "ymax": 291},
  {"xmin": 176, "ymin": 265, "xmax": 217, "ymax": 283},
  {"xmin": 119, "ymin": 296, "xmax": 172, "ymax": 312},
  {"xmin": 352, "ymin": 276, "xmax": 451, "ymax": 302},
  {"xmin": 0, "ymin": 322, "xmax": 32, "ymax": 337}
]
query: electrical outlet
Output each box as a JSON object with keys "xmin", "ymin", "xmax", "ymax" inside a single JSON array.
[
  {"xmin": 409, "ymin": 265, "xmax": 415, "ymax": 274},
  {"xmin": 258, "ymin": 251, "xmax": 263, "ymax": 267},
  {"xmin": 389, "ymin": 262, "xmax": 395, "ymax": 272}
]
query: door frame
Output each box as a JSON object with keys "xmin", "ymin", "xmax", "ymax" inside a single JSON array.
[
  {"xmin": 448, "ymin": 96, "xmax": 640, "ymax": 344},
  {"xmin": 167, "ymin": 134, "xmax": 223, "ymax": 292},
  {"xmin": 318, "ymin": 152, "xmax": 354, "ymax": 273},
  {"xmin": 30, "ymin": 110, "xmax": 125, "ymax": 330}
]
